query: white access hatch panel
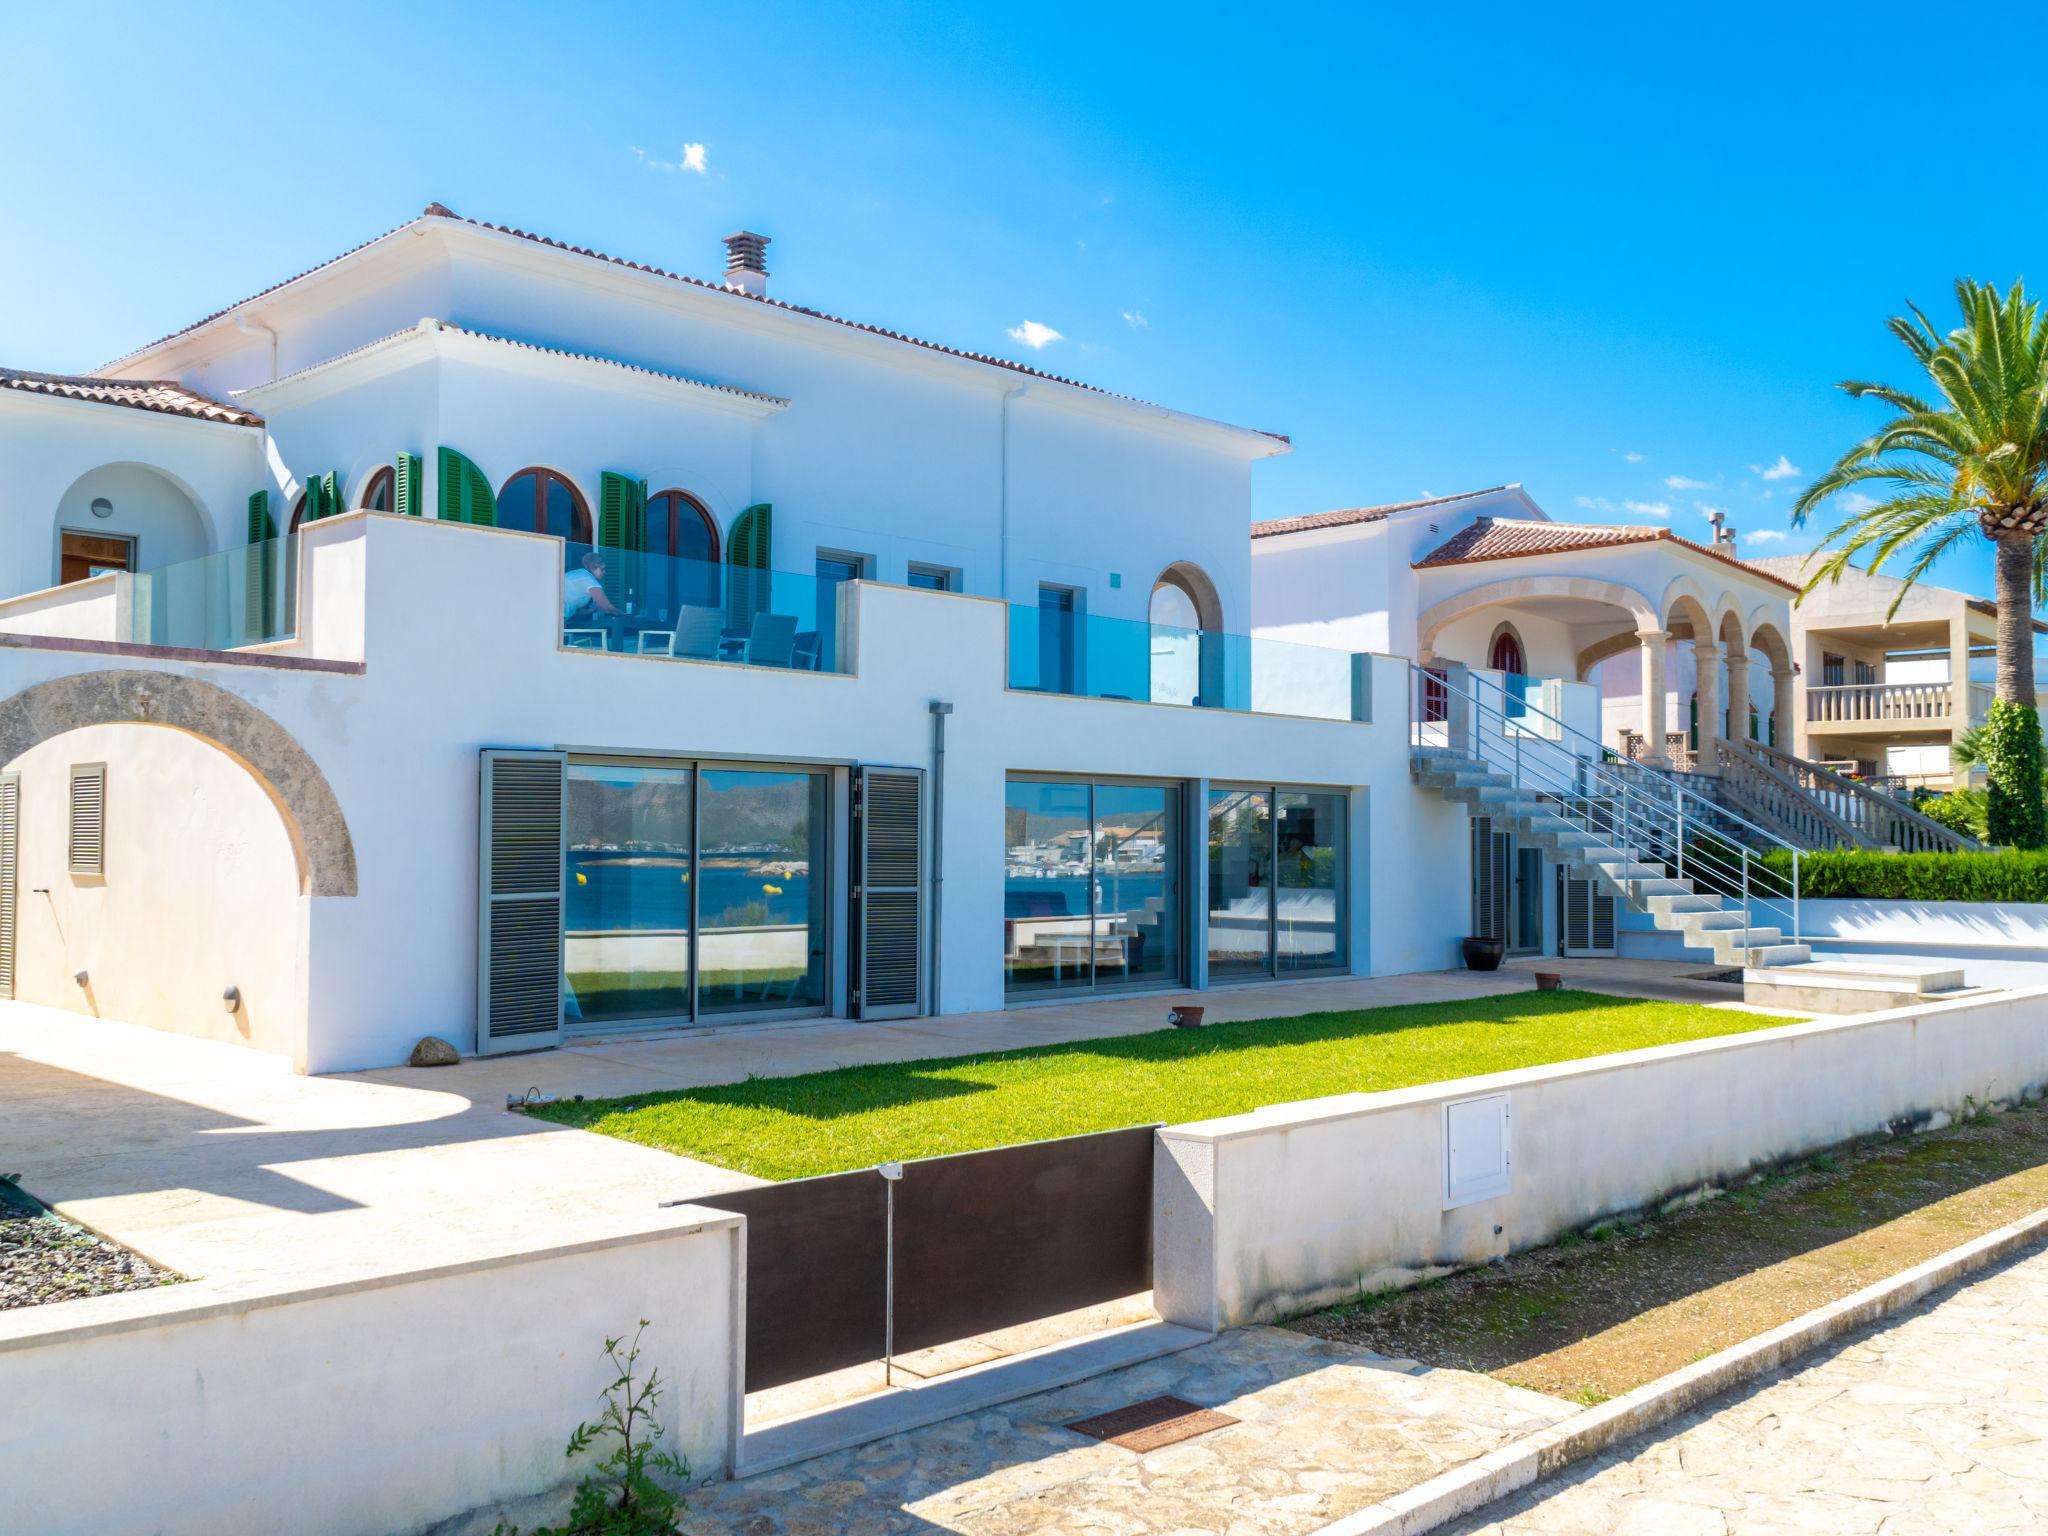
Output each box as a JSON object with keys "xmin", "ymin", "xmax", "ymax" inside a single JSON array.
[{"xmin": 1443, "ymin": 1092, "xmax": 1512, "ymax": 1209}]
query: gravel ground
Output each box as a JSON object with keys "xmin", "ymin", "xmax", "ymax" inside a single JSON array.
[{"xmin": 0, "ymin": 1180, "xmax": 184, "ymax": 1311}]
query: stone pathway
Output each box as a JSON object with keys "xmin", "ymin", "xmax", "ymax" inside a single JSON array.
[
  {"xmin": 1452, "ymin": 1242, "xmax": 2048, "ymax": 1535},
  {"xmin": 682, "ymin": 1326, "xmax": 1574, "ymax": 1535}
]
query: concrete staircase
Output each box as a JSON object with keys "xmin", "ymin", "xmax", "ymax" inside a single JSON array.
[{"xmin": 1413, "ymin": 745, "xmax": 1813, "ymax": 971}]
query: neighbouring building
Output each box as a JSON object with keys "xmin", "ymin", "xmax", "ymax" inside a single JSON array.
[
  {"xmin": 1746, "ymin": 555, "xmax": 2048, "ymax": 790},
  {"xmin": 1249, "ymin": 485, "xmax": 1799, "ymax": 771}
]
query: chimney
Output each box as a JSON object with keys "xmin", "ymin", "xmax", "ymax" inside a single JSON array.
[{"xmin": 722, "ymin": 230, "xmax": 771, "ymax": 297}]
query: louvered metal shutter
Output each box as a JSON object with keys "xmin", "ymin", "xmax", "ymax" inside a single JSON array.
[
  {"xmin": 0, "ymin": 774, "xmax": 18, "ymax": 1000},
  {"xmin": 1561, "ymin": 873, "xmax": 1617, "ymax": 957},
  {"xmin": 477, "ymin": 750, "xmax": 566, "ymax": 1054},
  {"xmin": 1469, "ymin": 815, "xmax": 1509, "ymax": 943},
  {"xmin": 852, "ymin": 766, "xmax": 924, "ymax": 1020},
  {"xmin": 68, "ymin": 764, "xmax": 105, "ymax": 877}
]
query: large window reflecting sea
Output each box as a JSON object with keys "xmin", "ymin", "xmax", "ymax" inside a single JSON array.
[{"xmin": 565, "ymin": 761, "xmax": 827, "ymax": 1028}]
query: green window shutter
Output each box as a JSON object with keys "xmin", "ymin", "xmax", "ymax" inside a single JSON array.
[
  {"xmin": 436, "ymin": 447, "xmax": 497, "ymax": 526},
  {"xmin": 597, "ymin": 472, "xmax": 647, "ymax": 607},
  {"xmin": 246, "ymin": 489, "xmax": 275, "ymax": 543},
  {"xmin": 726, "ymin": 502, "xmax": 771, "ymax": 628},
  {"xmin": 244, "ymin": 491, "xmax": 276, "ymax": 641},
  {"xmin": 395, "ymin": 452, "xmax": 424, "ymax": 516},
  {"xmin": 305, "ymin": 471, "xmax": 343, "ymax": 522}
]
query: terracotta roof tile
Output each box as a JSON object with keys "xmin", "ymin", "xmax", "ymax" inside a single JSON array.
[
  {"xmin": 0, "ymin": 367, "xmax": 262, "ymax": 427},
  {"xmin": 1415, "ymin": 517, "xmax": 1799, "ymax": 591},
  {"xmin": 1252, "ymin": 485, "xmax": 1518, "ymax": 538},
  {"xmin": 103, "ymin": 202, "xmax": 1289, "ymax": 443}
]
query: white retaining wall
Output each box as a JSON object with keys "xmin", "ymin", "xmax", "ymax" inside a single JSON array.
[
  {"xmin": 0, "ymin": 1208, "xmax": 743, "ymax": 1536},
  {"xmin": 1153, "ymin": 987, "xmax": 2048, "ymax": 1329}
]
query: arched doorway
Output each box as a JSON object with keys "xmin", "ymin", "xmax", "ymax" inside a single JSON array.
[
  {"xmin": 51, "ymin": 463, "xmax": 210, "ymax": 588},
  {"xmin": 1150, "ymin": 561, "xmax": 1224, "ymax": 707}
]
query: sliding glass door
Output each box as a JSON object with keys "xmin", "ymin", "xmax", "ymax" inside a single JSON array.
[
  {"xmin": 697, "ymin": 768, "xmax": 829, "ymax": 1017},
  {"xmin": 1005, "ymin": 777, "xmax": 1183, "ymax": 1000},
  {"xmin": 1208, "ymin": 784, "xmax": 1348, "ymax": 980},
  {"xmin": 565, "ymin": 759, "xmax": 828, "ymax": 1029}
]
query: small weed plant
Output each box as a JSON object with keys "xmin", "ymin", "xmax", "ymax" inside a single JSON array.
[{"xmin": 500, "ymin": 1321, "xmax": 689, "ymax": 1536}]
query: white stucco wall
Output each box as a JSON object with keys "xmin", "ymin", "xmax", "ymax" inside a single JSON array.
[
  {"xmin": 0, "ymin": 1207, "xmax": 741, "ymax": 1536},
  {"xmin": 3, "ymin": 722, "xmax": 306, "ymax": 1056},
  {"xmin": 1154, "ymin": 987, "xmax": 2048, "ymax": 1329},
  {"xmin": 4, "ymin": 513, "xmax": 1464, "ymax": 1073},
  {"xmin": 0, "ymin": 391, "xmax": 262, "ymax": 602}
]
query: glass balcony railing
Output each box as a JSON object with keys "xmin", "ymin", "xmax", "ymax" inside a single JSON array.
[
  {"xmin": 126, "ymin": 537, "xmax": 293, "ymax": 651},
  {"xmin": 560, "ymin": 541, "xmax": 850, "ymax": 673},
  {"xmin": 1007, "ymin": 604, "xmax": 1370, "ymax": 721}
]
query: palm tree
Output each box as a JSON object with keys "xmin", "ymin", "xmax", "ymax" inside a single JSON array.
[{"xmin": 1793, "ymin": 279, "xmax": 2048, "ymax": 847}]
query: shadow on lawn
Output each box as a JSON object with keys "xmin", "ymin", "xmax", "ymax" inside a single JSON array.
[{"xmin": 566, "ymin": 988, "xmax": 1661, "ymax": 1125}]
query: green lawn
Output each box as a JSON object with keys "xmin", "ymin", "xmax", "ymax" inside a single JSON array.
[{"xmin": 532, "ymin": 990, "xmax": 1792, "ymax": 1180}]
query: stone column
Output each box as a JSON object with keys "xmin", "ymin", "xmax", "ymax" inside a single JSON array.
[
  {"xmin": 1773, "ymin": 667, "xmax": 1798, "ymax": 753},
  {"xmin": 1693, "ymin": 641, "xmax": 1724, "ymax": 772},
  {"xmin": 1639, "ymin": 630, "xmax": 1669, "ymax": 767},
  {"xmin": 1726, "ymin": 644, "xmax": 1751, "ymax": 747}
]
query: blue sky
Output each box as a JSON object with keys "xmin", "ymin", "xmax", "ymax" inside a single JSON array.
[{"xmin": 5, "ymin": 2, "xmax": 2045, "ymax": 601}]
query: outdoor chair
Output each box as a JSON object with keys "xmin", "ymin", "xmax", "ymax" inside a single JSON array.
[
  {"xmin": 668, "ymin": 605, "xmax": 725, "ymax": 660},
  {"xmin": 741, "ymin": 612, "xmax": 798, "ymax": 667},
  {"xmin": 563, "ymin": 628, "xmax": 608, "ymax": 651},
  {"xmin": 635, "ymin": 629, "xmax": 675, "ymax": 655},
  {"xmin": 792, "ymin": 631, "xmax": 823, "ymax": 670}
]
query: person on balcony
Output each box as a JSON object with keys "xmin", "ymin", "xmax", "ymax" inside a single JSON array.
[{"xmin": 564, "ymin": 550, "xmax": 625, "ymax": 647}]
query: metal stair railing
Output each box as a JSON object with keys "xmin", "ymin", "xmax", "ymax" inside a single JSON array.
[
  {"xmin": 1410, "ymin": 662, "xmax": 1805, "ymax": 943},
  {"xmin": 1724, "ymin": 737, "xmax": 1982, "ymax": 853}
]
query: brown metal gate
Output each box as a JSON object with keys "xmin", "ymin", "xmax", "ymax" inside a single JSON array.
[{"xmin": 708, "ymin": 1125, "xmax": 1156, "ymax": 1392}]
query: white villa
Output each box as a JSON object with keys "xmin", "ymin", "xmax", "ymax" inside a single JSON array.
[{"xmin": 0, "ymin": 203, "xmax": 1964, "ymax": 1072}]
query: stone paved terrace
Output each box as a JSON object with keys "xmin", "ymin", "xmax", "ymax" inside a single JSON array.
[
  {"xmin": 682, "ymin": 1325, "xmax": 1576, "ymax": 1535},
  {"xmin": 1452, "ymin": 1240, "xmax": 2048, "ymax": 1536}
]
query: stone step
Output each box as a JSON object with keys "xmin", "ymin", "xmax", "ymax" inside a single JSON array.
[
  {"xmin": 1741, "ymin": 942, "xmax": 1812, "ymax": 967},
  {"xmin": 1741, "ymin": 957, "xmax": 1981, "ymax": 1014}
]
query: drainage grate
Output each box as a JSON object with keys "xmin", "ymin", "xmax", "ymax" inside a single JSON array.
[{"xmin": 1062, "ymin": 1394, "xmax": 1239, "ymax": 1452}]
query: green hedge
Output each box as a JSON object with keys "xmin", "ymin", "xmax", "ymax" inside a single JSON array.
[{"xmin": 1756, "ymin": 848, "xmax": 2048, "ymax": 903}]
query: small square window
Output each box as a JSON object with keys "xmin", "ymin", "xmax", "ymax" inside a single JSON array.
[{"xmin": 907, "ymin": 564, "xmax": 959, "ymax": 593}]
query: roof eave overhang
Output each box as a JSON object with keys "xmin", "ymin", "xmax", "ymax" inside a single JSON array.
[{"xmin": 236, "ymin": 320, "xmax": 791, "ymax": 419}]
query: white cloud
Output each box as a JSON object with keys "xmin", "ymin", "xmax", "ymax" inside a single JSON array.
[
  {"xmin": 1624, "ymin": 500, "xmax": 1673, "ymax": 519},
  {"xmin": 1665, "ymin": 475, "xmax": 1708, "ymax": 491},
  {"xmin": 1622, "ymin": 451, "xmax": 1645, "ymax": 463},
  {"xmin": 1007, "ymin": 320, "xmax": 1064, "ymax": 350},
  {"xmin": 1120, "ymin": 309, "xmax": 1149, "ymax": 329},
  {"xmin": 1695, "ymin": 502, "xmax": 1728, "ymax": 519},
  {"xmin": 1838, "ymin": 491, "xmax": 1878, "ymax": 514},
  {"xmin": 631, "ymin": 142, "xmax": 708, "ymax": 174},
  {"xmin": 1753, "ymin": 454, "xmax": 1801, "ymax": 481},
  {"xmin": 1575, "ymin": 495, "xmax": 1621, "ymax": 513},
  {"xmin": 1745, "ymin": 529, "xmax": 1789, "ymax": 544}
]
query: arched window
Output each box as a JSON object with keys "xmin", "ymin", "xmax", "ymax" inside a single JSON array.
[
  {"xmin": 497, "ymin": 467, "xmax": 592, "ymax": 543},
  {"xmin": 645, "ymin": 489, "xmax": 721, "ymax": 609},
  {"xmin": 1149, "ymin": 561, "xmax": 1224, "ymax": 707},
  {"xmin": 1489, "ymin": 628, "xmax": 1526, "ymax": 678},
  {"xmin": 360, "ymin": 466, "xmax": 394, "ymax": 513}
]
